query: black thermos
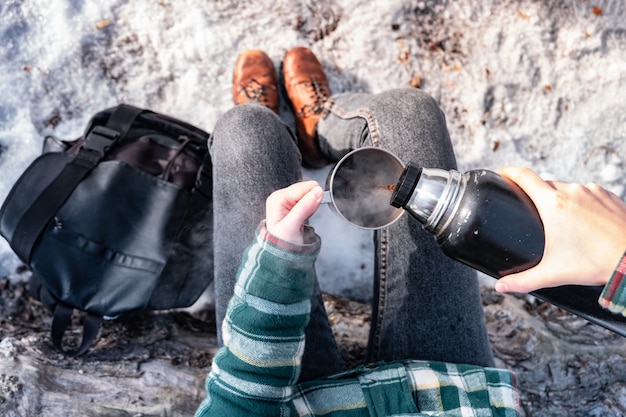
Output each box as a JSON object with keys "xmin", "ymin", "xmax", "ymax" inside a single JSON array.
[{"xmin": 391, "ymin": 163, "xmax": 626, "ymax": 337}]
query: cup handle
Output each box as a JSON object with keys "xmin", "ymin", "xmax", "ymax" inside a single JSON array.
[{"xmin": 321, "ymin": 190, "xmax": 333, "ymax": 204}]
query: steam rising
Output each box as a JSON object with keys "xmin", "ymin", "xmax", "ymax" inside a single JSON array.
[{"xmin": 327, "ymin": 148, "xmax": 405, "ymax": 229}]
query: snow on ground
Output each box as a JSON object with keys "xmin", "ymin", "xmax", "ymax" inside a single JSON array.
[{"xmin": 0, "ymin": 0, "xmax": 625, "ymax": 301}]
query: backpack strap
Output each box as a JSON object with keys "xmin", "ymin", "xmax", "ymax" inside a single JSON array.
[
  {"xmin": 105, "ymin": 104, "xmax": 144, "ymax": 139},
  {"xmin": 51, "ymin": 304, "xmax": 103, "ymax": 357},
  {"xmin": 193, "ymin": 148, "xmax": 213, "ymax": 199},
  {"xmin": 10, "ymin": 104, "xmax": 144, "ymax": 262}
]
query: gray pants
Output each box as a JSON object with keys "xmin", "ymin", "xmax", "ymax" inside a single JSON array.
[{"xmin": 211, "ymin": 88, "xmax": 494, "ymax": 382}]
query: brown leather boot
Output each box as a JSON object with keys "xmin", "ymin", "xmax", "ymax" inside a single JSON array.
[
  {"xmin": 232, "ymin": 50, "xmax": 279, "ymax": 114},
  {"xmin": 283, "ymin": 47, "xmax": 332, "ymax": 168}
]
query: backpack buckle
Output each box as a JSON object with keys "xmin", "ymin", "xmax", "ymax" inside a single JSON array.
[{"xmin": 83, "ymin": 126, "xmax": 120, "ymax": 155}]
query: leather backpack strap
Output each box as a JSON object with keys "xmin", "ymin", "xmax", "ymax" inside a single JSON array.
[
  {"xmin": 193, "ymin": 149, "xmax": 213, "ymax": 200},
  {"xmin": 51, "ymin": 304, "xmax": 103, "ymax": 357},
  {"xmin": 104, "ymin": 104, "xmax": 144, "ymax": 139},
  {"xmin": 10, "ymin": 104, "xmax": 144, "ymax": 262}
]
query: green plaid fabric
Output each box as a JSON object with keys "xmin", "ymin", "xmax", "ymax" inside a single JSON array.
[
  {"xmin": 196, "ymin": 224, "xmax": 519, "ymax": 417},
  {"xmin": 406, "ymin": 361, "xmax": 519, "ymax": 417},
  {"xmin": 291, "ymin": 361, "xmax": 519, "ymax": 416}
]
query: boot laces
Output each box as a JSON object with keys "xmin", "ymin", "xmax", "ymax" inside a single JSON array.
[
  {"xmin": 240, "ymin": 78, "xmax": 276, "ymax": 106},
  {"xmin": 298, "ymin": 77, "xmax": 330, "ymax": 118}
]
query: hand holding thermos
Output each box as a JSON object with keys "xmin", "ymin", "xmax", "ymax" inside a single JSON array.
[
  {"xmin": 390, "ymin": 162, "xmax": 626, "ymax": 335},
  {"xmin": 494, "ymin": 166, "xmax": 626, "ymax": 293}
]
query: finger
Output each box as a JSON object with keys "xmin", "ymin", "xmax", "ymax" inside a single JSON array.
[
  {"xmin": 278, "ymin": 181, "xmax": 320, "ymax": 205},
  {"xmin": 497, "ymin": 166, "xmax": 556, "ymax": 199},
  {"xmin": 282, "ymin": 185, "xmax": 323, "ymax": 227},
  {"xmin": 610, "ymin": 193, "xmax": 626, "ymax": 211},
  {"xmin": 585, "ymin": 183, "xmax": 626, "ymax": 207},
  {"xmin": 605, "ymin": 189, "xmax": 626, "ymax": 206},
  {"xmin": 544, "ymin": 180, "xmax": 568, "ymax": 190},
  {"xmin": 267, "ymin": 181, "xmax": 319, "ymax": 213}
]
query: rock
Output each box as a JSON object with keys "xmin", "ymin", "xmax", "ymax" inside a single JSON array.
[
  {"xmin": 481, "ymin": 287, "xmax": 626, "ymax": 417},
  {"xmin": 0, "ymin": 278, "xmax": 217, "ymax": 416},
  {"xmin": 1, "ymin": 277, "xmax": 626, "ymax": 416},
  {"xmin": 323, "ymin": 292, "xmax": 370, "ymax": 367}
]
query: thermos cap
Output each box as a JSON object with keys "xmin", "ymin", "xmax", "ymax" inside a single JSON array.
[{"xmin": 391, "ymin": 162, "xmax": 422, "ymax": 208}]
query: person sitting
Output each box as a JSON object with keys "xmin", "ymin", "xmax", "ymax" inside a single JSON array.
[{"xmin": 196, "ymin": 47, "xmax": 626, "ymax": 416}]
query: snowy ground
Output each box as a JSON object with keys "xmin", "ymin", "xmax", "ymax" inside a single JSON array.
[{"xmin": 1, "ymin": 0, "xmax": 625, "ymax": 302}]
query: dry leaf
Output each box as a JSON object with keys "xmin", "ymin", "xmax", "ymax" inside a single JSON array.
[
  {"xmin": 94, "ymin": 19, "xmax": 111, "ymax": 29},
  {"xmin": 410, "ymin": 75, "xmax": 422, "ymax": 89}
]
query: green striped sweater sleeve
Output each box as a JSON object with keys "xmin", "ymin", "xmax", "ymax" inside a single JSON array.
[{"xmin": 195, "ymin": 222, "xmax": 320, "ymax": 417}]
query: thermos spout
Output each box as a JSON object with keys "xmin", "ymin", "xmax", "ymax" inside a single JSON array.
[{"xmin": 391, "ymin": 164, "xmax": 464, "ymax": 233}]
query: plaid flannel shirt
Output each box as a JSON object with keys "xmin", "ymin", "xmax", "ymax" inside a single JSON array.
[
  {"xmin": 599, "ymin": 251, "xmax": 626, "ymax": 316},
  {"xmin": 195, "ymin": 223, "xmax": 520, "ymax": 417}
]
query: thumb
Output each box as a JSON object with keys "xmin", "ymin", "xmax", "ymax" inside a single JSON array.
[
  {"xmin": 495, "ymin": 268, "xmax": 554, "ymax": 293},
  {"xmin": 494, "ymin": 274, "xmax": 533, "ymax": 293},
  {"xmin": 283, "ymin": 185, "xmax": 324, "ymax": 227}
]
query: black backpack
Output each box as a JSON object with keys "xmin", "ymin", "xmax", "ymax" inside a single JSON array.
[{"xmin": 0, "ymin": 104, "xmax": 213, "ymax": 356}]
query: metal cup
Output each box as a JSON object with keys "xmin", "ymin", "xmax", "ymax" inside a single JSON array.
[{"xmin": 322, "ymin": 147, "xmax": 405, "ymax": 229}]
